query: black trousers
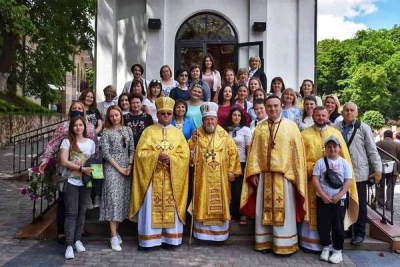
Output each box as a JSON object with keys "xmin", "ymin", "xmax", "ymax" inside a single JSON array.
[
  {"xmin": 352, "ymin": 181, "xmax": 367, "ymax": 238},
  {"xmin": 316, "ymin": 196, "xmax": 346, "ymax": 250},
  {"xmin": 230, "ymin": 162, "xmax": 246, "ymax": 220}
]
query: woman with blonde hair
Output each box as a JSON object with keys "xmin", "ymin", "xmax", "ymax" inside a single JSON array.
[
  {"xmin": 100, "ymin": 105, "xmax": 134, "ymax": 252},
  {"xmin": 281, "ymin": 88, "xmax": 302, "ymax": 122},
  {"xmin": 324, "ymin": 94, "xmax": 343, "ymax": 124},
  {"xmin": 248, "ymin": 55, "xmax": 267, "ymax": 90}
]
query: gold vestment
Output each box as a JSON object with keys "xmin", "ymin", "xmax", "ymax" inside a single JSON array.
[
  {"xmin": 129, "ymin": 125, "xmax": 190, "ymax": 228},
  {"xmin": 188, "ymin": 125, "xmax": 242, "ymax": 224},
  {"xmin": 240, "ymin": 118, "xmax": 308, "ymax": 225},
  {"xmin": 301, "ymin": 126, "xmax": 359, "ymax": 230}
]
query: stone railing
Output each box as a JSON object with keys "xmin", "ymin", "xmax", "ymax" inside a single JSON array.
[{"xmin": 0, "ymin": 113, "xmax": 66, "ymax": 147}]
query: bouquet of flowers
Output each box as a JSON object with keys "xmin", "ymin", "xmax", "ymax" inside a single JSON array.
[{"xmin": 21, "ymin": 158, "xmax": 57, "ymax": 202}]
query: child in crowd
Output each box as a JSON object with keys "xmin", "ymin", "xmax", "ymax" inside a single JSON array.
[{"xmin": 312, "ymin": 135, "xmax": 353, "ymax": 264}]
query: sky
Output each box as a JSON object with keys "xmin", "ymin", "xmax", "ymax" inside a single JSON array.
[{"xmin": 318, "ymin": 0, "xmax": 400, "ymax": 41}]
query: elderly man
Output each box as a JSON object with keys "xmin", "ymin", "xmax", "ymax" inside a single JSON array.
[
  {"xmin": 333, "ymin": 102, "xmax": 382, "ymax": 245},
  {"xmin": 188, "ymin": 102, "xmax": 241, "ymax": 241},
  {"xmin": 240, "ymin": 95, "xmax": 308, "ymax": 255},
  {"xmin": 300, "ymin": 106, "xmax": 358, "ymax": 252},
  {"xmin": 130, "ymin": 97, "xmax": 190, "ymax": 250},
  {"xmin": 376, "ymin": 130, "xmax": 400, "ymax": 211}
]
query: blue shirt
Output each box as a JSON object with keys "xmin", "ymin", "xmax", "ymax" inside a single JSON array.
[{"xmin": 171, "ymin": 117, "xmax": 197, "ymax": 140}]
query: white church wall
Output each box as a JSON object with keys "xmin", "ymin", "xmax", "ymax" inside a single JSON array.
[{"xmin": 96, "ymin": 0, "xmax": 315, "ymax": 99}]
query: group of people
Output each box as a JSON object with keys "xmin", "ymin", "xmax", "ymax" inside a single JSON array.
[{"xmin": 38, "ymin": 56, "xmax": 389, "ymax": 265}]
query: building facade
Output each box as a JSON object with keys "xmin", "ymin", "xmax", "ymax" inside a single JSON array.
[{"xmin": 96, "ymin": 0, "xmax": 316, "ymax": 100}]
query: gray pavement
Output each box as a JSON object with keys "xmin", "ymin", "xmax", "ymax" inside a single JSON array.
[{"xmin": 2, "ymin": 144, "xmax": 400, "ymax": 266}]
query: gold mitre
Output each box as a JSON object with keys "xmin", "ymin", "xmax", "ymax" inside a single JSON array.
[{"xmin": 155, "ymin": 97, "xmax": 175, "ymax": 112}]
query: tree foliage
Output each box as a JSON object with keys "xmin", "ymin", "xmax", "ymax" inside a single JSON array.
[
  {"xmin": 317, "ymin": 26, "xmax": 400, "ymax": 119},
  {"xmin": 1, "ymin": 0, "xmax": 95, "ymax": 106},
  {"xmin": 361, "ymin": 110, "xmax": 386, "ymax": 130}
]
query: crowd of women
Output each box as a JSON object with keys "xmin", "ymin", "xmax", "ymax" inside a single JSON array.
[{"xmin": 39, "ymin": 54, "xmax": 346, "ymax": 259}]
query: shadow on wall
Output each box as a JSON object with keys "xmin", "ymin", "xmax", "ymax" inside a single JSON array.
[{"xmin": 117, "ymin": 15, "xmax": 147, "ymax": 82}]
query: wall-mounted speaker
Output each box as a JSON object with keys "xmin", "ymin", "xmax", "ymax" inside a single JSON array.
[
  {"xmin": 252, "ymin": 22, "xmax": 266, "ymax": 32},
  {"xmin": 148, "ymin": 19, "xmax": 162, "ymax": 30}
]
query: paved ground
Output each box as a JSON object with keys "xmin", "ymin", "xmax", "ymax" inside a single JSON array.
[{"xmin": 2, "ymin": 146, "xmax": 400, "ymax": 266}]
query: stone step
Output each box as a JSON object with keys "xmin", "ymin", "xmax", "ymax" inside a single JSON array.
[{"xmin": 83, "ymin": 208, "xmax": 391, "ymax": 251}]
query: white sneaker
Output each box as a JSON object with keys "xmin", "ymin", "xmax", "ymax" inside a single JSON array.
[
  {"xmin": 65, "ymin": 246, "xmax": 74, "ymax": 259},
  {"xmin": 75, "ymin": 240, "xmax": 86, "ymax": 252},
  {"xmin": 110, "ymin": 236, "xmax": 122, "ymax": 252},
  {"xmin": 320, "ymin": 247, "xmax": 330, "ymax": 262},
  {"xmin": 329, "ymin": 250, "xmax": 343, "ymax": 264},
  {"xmin": 86, "ymin": 197, "xmax": 94, "ymax": 210},
  {"xmin": 93, "ymin": 195, "xmax": 101, "ymax": 208},
  {"xmin": 117, "ymin": 233, "xmax": 123, "ymax": 245}
]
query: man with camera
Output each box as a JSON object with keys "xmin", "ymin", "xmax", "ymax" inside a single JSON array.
[{"xmin": 333, "ymin": 102, "xmax": 382, "ymax": 245}]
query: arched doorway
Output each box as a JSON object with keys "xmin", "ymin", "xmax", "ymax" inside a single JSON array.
[{"xmin": 175, "ymin": 12, "xmax": 238, "ymax": 74}]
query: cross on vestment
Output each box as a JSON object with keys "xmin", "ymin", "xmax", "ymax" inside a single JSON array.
[
  {"xmin": 156, "ymin": 129, "xmax": 174, "ymax": 151},
  {"xmin": 204, "ymin": 149, "xmax": 216, "ymax": 160}
]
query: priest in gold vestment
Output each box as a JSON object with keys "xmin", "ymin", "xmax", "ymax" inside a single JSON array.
[
  {"xmin": 240, "ymin": 95, "xmax": 308, "ymax": 255},
  {"xmin": 299, "ymin": 106, "xmax": 358, "ymax": 252},
  {"xmin": 188, "ymin": 102, "xmax": 241, "ymax": 241},
  {"xmin": 129, "ymin": 97, "xmax": 190, "ymax": 250}
]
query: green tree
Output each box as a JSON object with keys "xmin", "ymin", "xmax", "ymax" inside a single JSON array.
[
  {"xmin": 317, "ymin": 39, "xmax": 345, "ymax": 95},
  {"xmin": 0, "ymin": 0, "xmax": 95, "ymax": 106},
  {"xmin": 361, "ymin": 110, "xmax": 385, "ymax": 130},
  {"xmin": 341, "ymin": 62, "xmax": 391, "ymax": 115}
]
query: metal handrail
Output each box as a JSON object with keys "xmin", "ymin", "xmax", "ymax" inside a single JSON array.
[
  {"xmin": 10, "ymin": 119, "xmax": 67, "ymax": 173},
  {"xmin": 367, "ymin": 146, "xmax": 399, "ymax": 225}
]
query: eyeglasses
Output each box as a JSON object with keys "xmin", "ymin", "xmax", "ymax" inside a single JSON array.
[
  {"xmin": 106, "ymin": 93, "xmax": 116, "ymax": 98},
  {"xmin": 179, "ymin": 74, "xmax": 188, "ymax": 77},
  {"xmin": 160, "ymin": 112, "xmax": 173, "ymax": 116}
]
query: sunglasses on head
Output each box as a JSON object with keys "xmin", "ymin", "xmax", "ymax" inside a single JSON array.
[{"xmin": 151, "ymin": 79, "xmax": 161, "ymax": 83}]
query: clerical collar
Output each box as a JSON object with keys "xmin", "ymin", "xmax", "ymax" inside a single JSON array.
[
  {"xmin": 268, "ymin": 116, "xmax": 281, "ymax": 123},
  {"xmin": 313, "ymin": 124, "xmax": 328, "ymax": 131},
  {"xmin": 157, "ymin": 123, "xmax": 172, "ymax": 129}
]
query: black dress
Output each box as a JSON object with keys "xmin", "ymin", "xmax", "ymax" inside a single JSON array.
[{"xmin": 123, "ymin": 112, "xmax": 153, "ymax": 148}]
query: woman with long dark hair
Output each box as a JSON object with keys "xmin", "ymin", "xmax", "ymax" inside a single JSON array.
[
  {"xmin": 201, "ymin": 54, "xmax": 221, "ymax": 101},
  {"xmin": 79, "ymin": 89, "xmax": 103, "ymax": 135},
  {"xmin": 60, "ymin": 116, "xmax": 95, "ymax": 259},
  {"xmin": 296, "ymin": 95, "xmax": 317, "ymax": 131},
  {"xmin": 227, "ymin": 107, "xmax": 252, "ymax": 224}
]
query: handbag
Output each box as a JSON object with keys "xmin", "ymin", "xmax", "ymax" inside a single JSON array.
[{"xmin": 323, "ymin": 157, "xmax": 343, "ymax": 189}]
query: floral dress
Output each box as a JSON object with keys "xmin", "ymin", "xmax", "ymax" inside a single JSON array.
[{"xmin": 99, "ymin": 126, "xmax": 134, "ymax": 222}]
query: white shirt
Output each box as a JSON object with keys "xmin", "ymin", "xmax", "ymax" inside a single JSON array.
[
  {"xmin": 60, "ymin": 139, "xmax": 95, "ymax": 186},
  {"xmin": 229, "ymin": 126, "xmax": 252, "ymax": 162},
  {"xmin": 313, "ymin": 156, "xmax": 352, "ymax": 199}
]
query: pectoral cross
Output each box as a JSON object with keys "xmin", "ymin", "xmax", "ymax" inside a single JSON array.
[
  {"xmin": 204, "ymin": 149, "xmax": 216, "ymax": 160},
  {"xmin": 156, "ymin": 129, "xmax": 174, "ymax": 152}
]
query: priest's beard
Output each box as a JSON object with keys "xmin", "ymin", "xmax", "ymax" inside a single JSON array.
[
  {"xmin": 204, "ymin": 125, "xmax": 216, "ymax": 134},
  {"xmin": 314, "ymin": 121, "xmax": 328, "ymax": 128}
]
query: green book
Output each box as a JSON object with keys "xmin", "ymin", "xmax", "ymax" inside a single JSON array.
[{"xmin": 91, "ymin": 164, "xmax": 104, "ymax": 179}]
